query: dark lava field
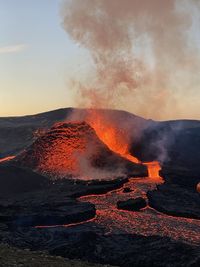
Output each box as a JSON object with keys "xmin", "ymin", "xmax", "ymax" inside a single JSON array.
[{"xmin": 0, "ymin": 108, "xmax": 200, "ymax": 267}]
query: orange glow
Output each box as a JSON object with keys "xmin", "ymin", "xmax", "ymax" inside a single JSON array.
[
  {"xmin": 35, "ymin": 216, "xmax": 96, "ymax": 229},
  {"xmin": 35, "ymin": 177, "xmax": 200, "ymax": 245},
  {"xmin": 144, "ymin": 161, "xmax": 162, "ymax": 178},
  {"xmin": 0, "ymin": 156, "xmax": 15, "ymax": 163},
  {"xmin": 86, "ymin": 112, "xmax": 140, "ymax": 164},
  {"xmin": 18, "ymin": 122, "xmax": 101, "ymax": 179},
  {"xmin": 18, "ymin": 112, "xmax": 162, "ymax": 181},
  {"xmin": 79, "ymin": 178, "xmax": 200, "ymax": 245},
  {"xmin": 86, "ymin": 111, "xmax": 162, "ymax": 181},
  {"xmin": 35, "ymin": 122, "xmax": 94, "ymax": 177},
  {"xmin": 197, "ymin": 183, "xmax": 200, "ymax": 193}
]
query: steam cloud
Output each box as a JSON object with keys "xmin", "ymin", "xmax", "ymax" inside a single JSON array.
[{"xmin": 61, "ymin": 0, "xmax": 200, "ymax": 120}]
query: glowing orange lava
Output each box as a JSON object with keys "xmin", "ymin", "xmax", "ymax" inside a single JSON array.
[
  {"xmin": 0, "ymin": 156, "xmax": 15, "ymax": 163},
  {"xmin": 35, "ymin": 217, "xmax": 96, "ymax": 229},
  {"xmin": 197, "ymin": 182, "xmax": 200, "ymax": 193},
  {"xmin": 86, "ymin": 112, "xmax": 161, "ymax": 180},
  {"xmin": 144, "ymin": 161, "xmax": 162, "ymax": 183},
  {"xmin": 25, "ymin": 122, "xmax": 96, "ymax": 177},
  {"xmin": 37, "ymin": 177, "xmax": 200, "ymax": 245},
  {"xmin": 87, "ymin": 112, "xmax": 140, "ymax": 164},
  {"xmin": 79, "ymin": 178, "xmax": 200, "ymax": 245}
]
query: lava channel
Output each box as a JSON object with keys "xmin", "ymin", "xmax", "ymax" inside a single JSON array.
[{"xmin": 79, "ymin": 177, "xmax": 200, "ymax": 245}]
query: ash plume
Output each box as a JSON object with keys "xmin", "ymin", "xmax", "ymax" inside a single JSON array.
[{"xmin": 61, "ymin": 0, "xmax": 200, "ymax": 120}]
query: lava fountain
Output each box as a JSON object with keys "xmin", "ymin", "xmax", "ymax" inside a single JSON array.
[
  {"xmin": 85, "ymin": 111, "xmax": 162, "ymax": 181},
  {"xmin": 87, "ymin": 113, "xmax": 140, "ymax": 164}
]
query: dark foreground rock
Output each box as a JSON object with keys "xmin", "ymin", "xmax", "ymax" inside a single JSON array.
[
  {"xmin": 0, "ymin": 164, "xmax": 49, "ymax": 196},
  {"xmin": 0, "ymin": 176, "xmax": 132, "ymax": 229},
  {"xmin": 160, "ymin": 167, "xmax": 200, "ymax": 189},
  {"xmin": 148, "ymin": 183, "xmax": 200, "ymax": 219},
  {"xmin": 0, "ymin": 244, "xmax": 113, "ymax": 267},
  {"xmin": 147, "ymin": 166, "xmax": 200, "ymax": 220},
  {"xmin": 0, "ymin": 162, "xmax": 129, "ymax": 198},
  {"xmin": 0, "ymin": 183, "xmax": 98, "ymax": 228},
  {"xmin": 1, "ymin": 198, "xmax": 96, "ymax": 228},
  {"xmin": 117, "ymin": 198, "xmax": 147, "ymax": 212},
  {"xmin": 2, "ymin": 225, "xmax": 199, "ymax": 267},
  {"xmin": 0, "ymin": 169, "xmax": 199, "ymax": 267},
  {"xmin": 122, "ymin": 187, "xmax": 132, "ymax": 193}
]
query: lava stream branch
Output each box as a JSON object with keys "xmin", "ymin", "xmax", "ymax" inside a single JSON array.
[
  {"xmin": 79, "ymin": 177, "xmax": 200, "ymax": 245},
  {"xmin": 0, "ymin": 156, "xmax": 15, "ymax": 163}
]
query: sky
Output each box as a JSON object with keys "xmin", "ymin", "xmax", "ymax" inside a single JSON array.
[
  {"xmin": 0, "ymin": 0, "xmax": 200, "ymax": 120},
  {"xmin": 0, "ymin": 0, "xmax": 89, "ymax": 116}
]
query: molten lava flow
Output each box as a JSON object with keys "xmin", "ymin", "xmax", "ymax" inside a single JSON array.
[
  {"xmin": 86, "ymin": 111, "xmax": 162, "ymax": 181},
  {"xmin": 0, "ymin": 156, "xmax": 15, "ymax": 163},
  {"xmin": 87, "ymin": 112, "xmax": 140, "ymax": 164},
  {"xmin": 79, "ymin": 178, "xmax": 200, "ymax": 245},
  {"xmin": 34, "ymin": 173, "xmax": 200, "ymax": 245},
  {"xmin": 144, "ymin": 161, "xmax": 162, "ymax": 180},
  {"xmin": 197, "ymin": 182, "xmax": 200, "ymax": 193}
]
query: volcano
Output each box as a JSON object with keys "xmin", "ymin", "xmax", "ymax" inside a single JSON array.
[
  {"xmin": 15, "ymin": 121, "xmax": 147, "ymax": 180},
  {"xmin": 0, "ymin": 109, "xmax": 200, "ymax": 267}
]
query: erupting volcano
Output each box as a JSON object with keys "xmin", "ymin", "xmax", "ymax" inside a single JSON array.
[
  {"xmin": 16, "ymin": 120, "xmax": 147, "ymax": 180},
  {"xmin": 0, "ymin": 0, "xmax": 199, "ymax": 264},
  {"xmin": 86, "ymin": 113, "xmax": 140, "ymax": 164},
  {"xmin": 86, "ymin": 113, "xmax": 162, "ymax": 181},
  {"xmin": 0, "ymin": 108, "xmax": 200, "ymax": 267}
]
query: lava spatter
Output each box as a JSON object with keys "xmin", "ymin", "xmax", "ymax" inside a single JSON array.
[
  {"xmin": 16, "ymin": 121, "xmax": 146, "ymax": 180},
  {"xmin": 79, "ymin": 177, "xmax": 200, "ymax": 245}
]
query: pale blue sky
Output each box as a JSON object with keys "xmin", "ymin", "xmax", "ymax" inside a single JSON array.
[
  {"xmin": 0, "ymin": 0, "xmax": 199, "ymax": 119},
  {"xmin": 0, "ymin": 0, "xmax": 89, "ymax": 116}
]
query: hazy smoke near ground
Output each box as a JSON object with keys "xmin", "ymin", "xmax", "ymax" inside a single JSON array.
[{"xmin": 61, "ymin": 0, "xmax": 200, "ymax": 120}]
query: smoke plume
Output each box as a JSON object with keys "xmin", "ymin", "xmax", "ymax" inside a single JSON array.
[{"xmin": 61, "ymin": 0, "xmax": 200, "ymax": 120}]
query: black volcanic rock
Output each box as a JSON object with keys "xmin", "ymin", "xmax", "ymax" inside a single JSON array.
[
  {"xmin": 131, "ymin": 120, "xmax": 200, "ymax": 174},
  {"xmin": 0, "ymin": 177, "xmax": 127, "ymax": 228},
  {"xmin": 15, "ymin": 121, "xmax": 147, "ymax": 179},
  {"xmin": 160, "ymin": 167, "xmax": 200, "ymax": 189},
  {"xmin": 0, "ymin": 198, "xmax": 96, "ymax": 228},
  {"xmin": 0, "ymin": 164, "xmax": 199, "ymax": 267},
  {"xmin": 117, "ymin": 197, "xmax": 146, "ymax": 211},
  {"xmin": 0, "ymin": 244, "xmax": 112, "ymax": 267},
  {"xmin": 148, "ymin": 183, "xmax": 200, "ymax": 219},
  {"xmin": 147, "ymin": 165, "xmax": 200, "ymax": 220},
  {"xmin": 123, "ymin": 187, "xmax": 132, "ymax": 193},
  {"xmin": 3, "ymin": 226, "xmax": 200, "ymax": 267},
  {"xmin": 0, "ymin": 164, "xmax": 48, "ymax": 196}
]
